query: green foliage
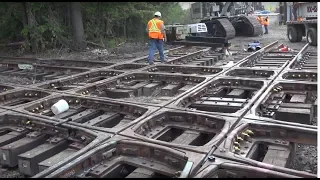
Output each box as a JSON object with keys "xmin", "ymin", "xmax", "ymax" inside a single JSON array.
[
  {"xmin": 0, "ymin": 2, "xmax": 188, "ymax": 52},
  {"xmin": 0, "ymin": 2, "xmax": 24, "ymax": 42},
  {"xmin": 159, "ymin": 2, "xmax": 186, "ymax": 25}
]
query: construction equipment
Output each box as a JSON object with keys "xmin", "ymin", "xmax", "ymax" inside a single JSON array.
[
  {"xmin": 166, "ymin": 23, "xmax": 207, "ymax": 42},
  {"xmin": 191, "ymin": 2, "xmax": 263, "ymax": 39},
  {"xmin": 287, "ymin": 2, "xmax": 317, "ymax": 46},
  {"xmin": 165, "ymin": 23, "xmax": 230, "ymax": 50},
  {"xmin": 165, "ymin": 24, "xmax": 189, "ymax": 42},
  {"xmin": 166, "ymin": 2, "xmax": 262, "ymax": 43},
  {"xmin": 165, "ymin": 2, "xmax": 263, "ymax": 54}
]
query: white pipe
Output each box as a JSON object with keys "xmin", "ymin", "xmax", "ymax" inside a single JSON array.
[{"xmin": 51, "ymin": 99, "xmax": 69, "ymax": 115}]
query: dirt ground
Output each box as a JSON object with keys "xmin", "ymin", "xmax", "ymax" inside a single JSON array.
[
  {"xmin": 0, "ymin": 24, "xmax": 317, "ymax": 177},
  {"xmin": 0, "ymin": 25, "xmax": 316, "ymax": 60},
  {"xmin": 0, "ymin": 41, "xmax": 177, "ymax": 63},
  {"xmin": 0, "ymin": 25, "xmax": 316, "ymax": 61},
  {"xmin": 230, "ymin": 25, "xmax": 317, "ymax": 52},
  {"xmin": 0, "ymin": 75, "xmax": 34, "ymax": 85},
  {"xmin": 290, "ymin": 144, "xmax": 317, "ymax": 174},
  {"xmin": 0, "ymin": 168, "xmax": 24, "ymax": 178}
]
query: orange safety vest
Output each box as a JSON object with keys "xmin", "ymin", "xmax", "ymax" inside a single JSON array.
[
  {"xmin": 147, "ymin": 18, "xmax": 164, "ymax": 39},
  {"xmin": 264, "ymin": 18, "xmax": 269, "ymax": 26}
]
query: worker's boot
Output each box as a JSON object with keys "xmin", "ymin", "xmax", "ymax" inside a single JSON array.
[{"xmin": 149, "ymin": 62, "xmax": 154, "ymax": 65}]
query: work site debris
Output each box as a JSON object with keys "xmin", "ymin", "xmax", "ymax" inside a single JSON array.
[
  {"xmin": 278, "ymin": 44, "xmax": 294, "ymax": 52},
  {"xmin": 51, "ymin": 99, "xmax": 69, "ymax": 115},
  {"xmin": 91, "ymin": 49, "xmax": 109, "ymax": 56}
]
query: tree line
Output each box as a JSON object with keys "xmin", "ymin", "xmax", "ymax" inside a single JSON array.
[{"xmin": 0, "ymin": 2, "xmax": 191, "ymax": 53}]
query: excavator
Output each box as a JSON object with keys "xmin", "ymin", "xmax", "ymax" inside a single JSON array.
[
  {"xmin": 196, "ymin": 2, "xmax": 263, "ymax": 39},
  {"xmin": 166, "ymin": 2, "xmax": 263, "ymax": 42}
]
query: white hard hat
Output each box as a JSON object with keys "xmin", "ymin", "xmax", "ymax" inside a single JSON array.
[{"xmin": 154, "ymin": 11, "xmax": 161, "ymax": 17}]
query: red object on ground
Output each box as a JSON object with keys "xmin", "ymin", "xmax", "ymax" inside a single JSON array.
[{"xmin": 279, "ymin": 46, "xmax": 289, "ymax": 52}]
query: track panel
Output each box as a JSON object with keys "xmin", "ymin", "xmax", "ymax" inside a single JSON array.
[
  {"xmin": 212, "ymin": 119, "xmax": 317, "ymax": 177},
  {"xmin": 37, "ymin": 70, "xmax": 124, "ymax": 92},
  {"xmin": 21, "ymin": 95, "xmax": 156, "ymax": 134},
  {"xmin": 76, "ymin": 73, "xmax": 207, "ymax": 105},
  {"xmin": 0, "ymin": 41, "xmax": 317, "ymax": 178},
  {"xmin": 0, "ymin": 112, "xmax": 110, "ymax": 177},
  {"xmin": 170, "ymin": 77, "xmax": 267, "ymax": 117},
  {"xmin": 37, "ymin": 135, "xmax": 205, "ymax": 178},
  {"xmin": 120, "ymin": 109, "xmax": 236, "ymax": 153}
]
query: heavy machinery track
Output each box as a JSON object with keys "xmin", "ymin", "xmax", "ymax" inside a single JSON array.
[
  {"xmin": 201, "ymin": 18, "xmax": 236, "ymax": 39},
  {"xmin": 201, "ymin": 16, "xmax": 262, "ymax": 39},
  {"xmin": 0, "ymin": 41, "xmax": 317, "ymax": 178},
  {"xmin": 230, "ymin": 15, "xmax": 263, "ymax": 37}
]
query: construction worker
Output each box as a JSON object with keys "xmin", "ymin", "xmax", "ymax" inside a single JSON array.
[
  {"xmin": 146, "ymin": 11, "xmax": 167, "ymax": 65},
  {"xmin": 256, "ymin": 15, "xmax": 264, "ymax": 35},
  {"xmin": 263, "ymin": 16, "xmax": 269, "ymax": 34}
]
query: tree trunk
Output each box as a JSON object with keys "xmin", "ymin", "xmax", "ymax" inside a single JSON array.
[
  {"xmin": 23, "ymin": 2, "xmax": 38, "ymax": 53},
  {"xmin": 123, "ymin": 19, "xmax": 127, "ymax": 39},
  {"xmin": 70, "ymin": 2, "xmax": 86, "ymax": 51},
  {"xmin": 66, "ymin": 3, "xmax": 71, "ymax": 27},
  {"xmin": 104, "ymin": 19, "xmax": 107, "ymax": 38}
]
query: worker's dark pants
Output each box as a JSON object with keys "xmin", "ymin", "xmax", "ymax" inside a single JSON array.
[
  {"xmin": 264, "ymin": 25, "xmax": 268, "ymax": 34},
  {"xmin": 148, "ymin": 39, "xmax": 164, "ymax": 64}
]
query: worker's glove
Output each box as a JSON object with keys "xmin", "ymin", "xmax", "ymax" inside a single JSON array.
[{"xmin": 163, "ymin": 38, "xmax": 167, "ymax": 42}]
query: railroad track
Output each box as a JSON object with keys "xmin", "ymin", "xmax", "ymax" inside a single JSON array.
[
  {"xmin": 37, "ymin": 70, "xmax": 125, "ymax": 91},
  {"xmin": 0, "ymin": 41, "xmax": 317, "ymax": 178},
  {"xmin": 0, "ymin": 65, "xmax": 87, "ymax": 85},
  {"xmin": 281, "ymin": 45, "xmax": 317, "ymax": 82}
]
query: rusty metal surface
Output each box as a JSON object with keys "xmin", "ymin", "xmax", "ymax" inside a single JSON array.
[
  {"xmin": 169, "ymin": 77, "xmax": 268, "ymax": 118},
  {"xmin": 0, "ymin": 89, "xmax": 51, "ymax": 109},
  {"xmin": 0, "ymin": 111, "xmax": 111, "ymax": 177},
  {"xmin": 0, "ymin": 84, "xmax": 15, "ymax": 93},
  {"xmin": 211, "ymin": 118, "xmax": 317, "ymax": 178},
  {"xmin": 74, "ymin": 72, "xmax": 208, "ymax": 106},
  {"xmin": 279, "ymin": 44, "xmax": 317, "ymax": 82},
  {"xmin": 0, "ymin": 61, "xmax": 88, "ymax": 86},
  {"xmin": 0, "ymin": 41, "xmax": 317, "ymax": 178},
  {"xmin": 224, "ymin": 68, "xmax": 278, "ymax": 80},
  {"xmin": 193, "ymin": 156, "xmax": 301, "ymax": 178},
  {"xmin": 120, "ymin": 108, "xmax": 236, "ymax": 153},
  {"xmin": 18, "ymin": 95, "xmax": 158, "ymax": 134},
  {"xmin": 237, "ymin": 43, "xmax": 299, "ymax": 70},
  {"xmin": 246, "ymin": 80, "xmax": 317, "ymax": 126},
  {"xmin": 111, "ymin": 63, "xmax": 147, "ymax": 71},
  {"xmin": 144, "ymin": 64, "xmax": 224, "ymax": 77},
  {"xmin": 37, "ymin": 70, "xmax": 125, "ymax": 92},
  {"xmin": 40, "ymin": 135, "xmax": 206, "ymax": 178}
]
